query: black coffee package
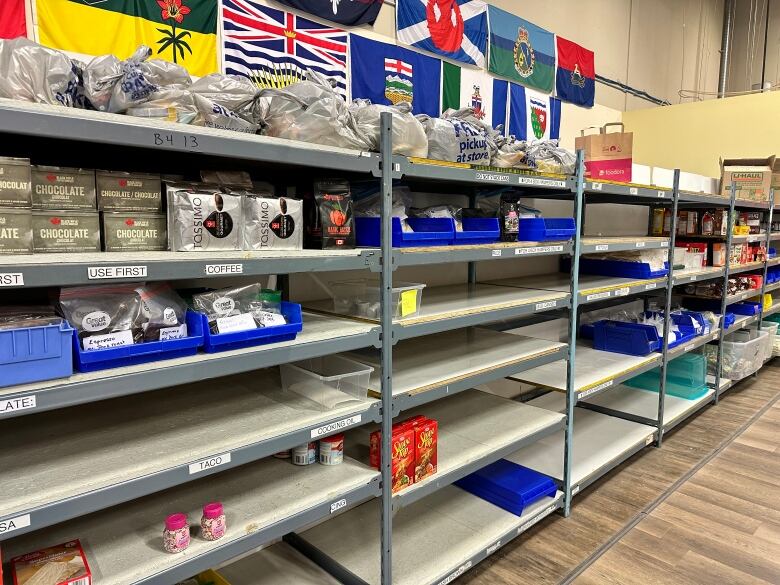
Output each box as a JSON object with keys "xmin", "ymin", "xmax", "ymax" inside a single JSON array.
[{"xmin": 304, "ymin": 180, "xmax": 354, "ymax": 250}]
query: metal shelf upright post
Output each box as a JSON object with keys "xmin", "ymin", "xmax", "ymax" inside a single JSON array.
[
  {"xmin": 757, "ymin": 189, "xmax": 776, "ymax": 331},
  {"xmin": 713, "ymin": 184, "xmax": 738, "ymax": 403}
]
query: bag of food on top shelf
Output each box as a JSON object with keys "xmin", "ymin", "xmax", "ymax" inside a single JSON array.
[
  {"xmin": 135, "ymin": 283, "xmax": 189, "ymax": 342},
  {"xmin": 168, "ymin": 183, "xmax": 243, "ymax": 251},
  {"xmin": 491, "ymin": 133, "xmax": 529, "ymax": 169},
  {"xmin": 256, "ymin": 69, "xmax": 372, "ymax": 150},
  {"xmin": 58, "ymin": 284, "xmax": 144, "ymax": 350},
  {"xmin": 125, "ymin": 87, "xmax": 200, "ymax": 124},
  {"xmin": 349, "ymin": 99, "xmax": 428, "ymax": 158},
  {"xmin": 191, "ymin": 284, "xmax": 285, "ymax": 334},
  {"xmin": 0, "ymin": 38, "xmax": 81, "ymax": 106},
  {"xmin": 416, "ymin": 107, "xmax": 490, "ymax": 165},
  {"xmin": 189, "ymin": 73, "xmax": 261, "ymax": 123},
  {"xmin": 525, "ymin": 140, "xmax": 577, "ymax": 175},
  {"xmin": 192, "ymin": 93, "xmax": 259, "ymax": 133}
]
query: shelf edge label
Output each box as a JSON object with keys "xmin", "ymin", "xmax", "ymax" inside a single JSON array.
[
  {"xmin": 635, "ymin": 241, "xmax": 646, "ymax": 248},
  {"xmin": 330, "ymin": 498, "xmax": 347, "ymax": 514},
  {"xmin": 586, "ymin": 291, "xmax": 611, "ymax": 301},
  {"xmin": 0, "ymin": 273, "xmax": 24, "ymax": 287},
  {"xmin": 0, "ymin": 395, "xmax": 36, "ymax": 415},
  {"xmin": 645, "ymin": 283, "xmax": 658, "ymax": 290},
  {"xmin": 491, "ymin": 249, "xmax": 502, "ymax": 257},
  {"xmin": 594, "ymin": 244, "xmax": 609, "ymax": 252},
  {"xmin": 486, "ymin": 540, "xmax": 502, "ymax": 555},
  {"xmin": 438, "ymin": 561, "xmax": 473, "ymax": 585},
  {"xmin": 515, "ymin": 245, "xmax": 565, "ymax": 256},
  {"xmin": 87, "ymin": 265, "xmax": 147, "ymax": 280},
  {"xmin": 615, "ymin": 287, "xmax": 630, "ymax": 297},
  {"xmin": 581, "ymin": 379, "xmax": 613, "ymax": 398},
  {"xmin": 204, "ymin": 264, "xmax": 244, "ymax": 275},
  {"xmin": 311, "ymin": 415, "xmax": 362, "ymax": 438},
  {"xmin": 188, "ymin": 452, "xmax": 231, "ymax": 475},
  {"xmin": 0, "ymin": 513, "xmax": 31, "ymax": 535},
  {"xmin": 475, "ymin": 172, "xmax": 510, "ymax": 183},
  {"xmin": 535, "ymin": 300, "xmax": 557, "ymax": 311},
  {"xmin": 629, "ymin": 187, "xmax": 638, "ymax": 195}
]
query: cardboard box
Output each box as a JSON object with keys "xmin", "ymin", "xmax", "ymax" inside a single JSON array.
[
  {"xmin": 772, "ymin": 159, "xmax": 780, "ymax": 193},
  {"xmin": 631, "ymin": 163, "xmax": 652, "ymax": 185},
  {"xmin": 575, "ymin": 123, "xmax": 633, "ymax": 182},
  {"xmin": 413, "ymin": 418, "xmax": 438, "ymax": 483},
  {"xmin": 651, "ymin": 167, "xmax": 675, "ymax": 188},
  {"xmin": 12, "ymin": 540, "xmax": 92, "ymax": 585},
  {"xmin": 720, "ymin": 156, "xmax": 775, "ymax": 202}
]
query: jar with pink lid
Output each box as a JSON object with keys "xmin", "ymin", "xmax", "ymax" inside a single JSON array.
[
  {"xmin": 163, "ymin": 513, "xmax": 190, "ymax": 553},
  {"xmin": 200, "ymin": 502, "xmax": 227, "ymax": 541}
]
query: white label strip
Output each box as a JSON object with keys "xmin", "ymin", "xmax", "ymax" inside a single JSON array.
[
  {"xmin": 595, "ymin": 244, "xmax": 609, "ymax": 252},
  {"xmin": 657, "ymin": 190, "xmax": 666, "ymax": 198},
  {"xmin": 572, "ymin": 485, "xmax": 581, "ymax": 495},
  {"xmin": 660, "ymin": 241, "xmax": 669, "ymax": 247},
  {"xmin": 0, "ymin": 395, "xmax": 36, "ymax": 415},
  {"xmin": 515, "ymin": 245, "xmax": 565, "ymax": 255},
  {"xmin": 518, "ymin": 177, "xmax": 566, "ymax": 188},
  {"xmin": 580, "ymin": 379, "xmax": 613, "ymax": 398},
  {"xmin": 615, "ymin": 287, "xmax": 630, "ymax": 297},
  {"xmin": 330, "ymin": 498, "xmax": 347, "ymax": 514},
  {"xmin": 486, "ymin": 540, "xmax": 502, "ymax": 555},
  {"xmin": 0, "ymin": 273, "xmax": 24, "ymax": 287},
  {"xmin": 586, "ymin": 291, "xmax": 611, "ymax": 301},
  {"xmin": 311, "ymin": 415, "xmax": 362, "ymax": 438},
  {"xmin": 205, "ymin": 264, "xmax": 244, "ymax": 275},
  {"xmin": 438, "ymin": 562, "xmax": 473, "ymax": 585},
  {"xmin": 0, "ymin": 514, "xmax": 31, "ymax": 535},
  {"xmin": 492, "ymin": 249, "xmax": 502, "ymax": 257},
  {"xmin": 689, "ymin": 275, "xmax": 697, "ymax": 281},
  {"xmin": 645, "ymin": 283, "xmax": 658, "ymax": 290},
  {"xmin": 635, "ymin": 241, "xmax": 646, "ymax": 248},
  {"xmin": 475, "ymin": 172, "xmax": 510, "ymax": 183},
  {"xmin": 645, "ymin": 435, "xmax": 654, "ymax": 446},
  {"xmin": 189, "ymin": 452, "xmax": 231, "ymax": 475},
  {"xmin": 684, "ymin": 343, "xmax": 695, "ymax": 352},
  {"xmin": 591, "ymin": 182, "xmax": 603, "ymax": 191},
  {"xmin": 519, "ymin": 504, "xmax": 557, "ymax": 533},
  {"xmin": 629, "ymin": 187, "xmax": 638, "ymax": 195},
  {"xmin": 535, "ymin": 300, "xmax": 557, "ymax": 311},
  {"xmin": 87, "ymin": 266, "xmax": 147, "ymax": 280}
]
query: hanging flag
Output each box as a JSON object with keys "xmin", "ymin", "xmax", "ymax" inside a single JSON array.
[
  {"xmin": 487, "ymin": 5, "xmax": 555, "ymax": 93},
  {"xmin": 556, "ymin": 36, "xmax": 595, "ymax": 107},
  {"xmin": 396, "ymin": 0, "xmax": 487, "ymax": 67},
  {"xmin": 441, "ymin": 61, "xmax": 507, "ymax": 131},
  {"xmin": 36, "ymin": 0, "xmax": 217, "ymax": 77},
  {"xmin": 223, "ymin": 0, "xmax": 348, "ymax": 98},
  {"xmin": 350, "ymin": 34, "xmax": 441, "ymax": 116},
  {"xmin": 0, "ymin": 0, "xmax": 26, "ymax": 39},
  {"xmin": 273, "ymin": 0, "xmax": 383, "ymax": 26},
  {"xmin": 508, "ymin": 84, "xmax": 561, "ymax": 141}
]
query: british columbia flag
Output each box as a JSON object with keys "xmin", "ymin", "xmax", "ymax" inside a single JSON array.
[{"xmin": 222, "ymin": 0, "xmax": 348, "ymax": 98}]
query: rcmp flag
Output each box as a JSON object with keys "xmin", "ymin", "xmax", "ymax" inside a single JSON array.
[
  {"xmin": 223, "ymin": 0, "xmax": 348, "ymax": 98},
  {"xmin": 396, "ymin": 0, "xmax": 487, "ymax": 67},
  {"xmin": 556, "ymin": 36, "xmax": 595, "ymax": 107},
  {"xmin": 508, "ymin": 84, "xmax": 561, "ymax": 141},
  {"xmin": 441, "ymin": 62, "xmax": 508, "ymax": 131},
  {"xmin": 350, "ymin": 34, "xmax": 441, "ymax": 116},
  {"xmin": 273, "ymin": 0, "xmax": 383, "ymax": 26}
]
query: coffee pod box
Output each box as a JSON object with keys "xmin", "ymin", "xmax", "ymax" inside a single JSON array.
[
  {"xmin": 102, "ymin": 212, "xmax": 168, "ymax": 251},
  {"xmin": 32, "ymin": 210, "xmax": 101, "ymax": 253},
  {"xmin": 0, "ymin": 208, "xmax": 33, "ymax": 254},
  {"xmin": 168, "ymin": 183, "xmax": 243, "ymax": 251},
  {"xmin": 720, "ymin": 156, "xmax": 775, "ymax": 202},
  {"xmin": 96, "ymin": 171, "xmax": 162, "ymax": 211},
  {"xmin": 31, "ymin": 165, "xmax": 97, "ymax": 209},
  {"xmin": 0, "ymin": 157, "xmax": 32, "ymax": 208}
]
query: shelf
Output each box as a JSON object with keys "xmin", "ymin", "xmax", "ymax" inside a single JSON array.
[
  {"xmin": 291, "ymin": 485, "xmax": 563, "ymax": 585},
  {"xmin": 767, "ymin": 257, "xmax": 780, "ymax": 266},
  {"xmin": 678, "ymin": 191, "xmax": 731, "ymax": 206},
  {"xmin": 0, "ymin": 313, "xmax": 379, "ymax": 419},
  {"xmin": 764, "ymin": 302, "xmax": 780, "ymax": 317},
  {"xmin": 392, "ymin": 240, "xmax": 572, "ymax": 266},
  {"xmin": 584, "ymin": 180, "xmax": 672, "ymax": 202},
  {"xmin": 508, "ymin": 399, "xmax": 656, "ymax": 493},
  {"xmin": 346, "ymin": 328, "xmax": 567, "ymax": 412},
  {"xmin": 675, "ymin": 233, "xmax": 768, "ymax": 243},
  {"xmin": 726, "ymin": 314, "xmax": 759, "ymax": 333},
  {"xmin": 672, "ymin": 266, "xmax": 725, "ymax": 285},
  {"xmin": 770, "ymin": 233, "xmax": 780, "ymax": 241},
  {"xmin": 729, "ymin": 261, "xmax": 765, "ymax": 275},
  {"xmin": 764, "ymin": 281, "xmax": 780, "ymax": 293},
  {"xmin": 486, "ymin": 272, "xmax": 667, "ymax": 305},
  {"xmin": 666, "ymin": 329, "xmax": 721, "ymax": 359},
  {"xmin": 0, "ymin": 249, "xmax": 378, "ymax": 288},
  {"xmin": 710, "ymin": 374, "xmax": 734, "ymax": 395},
  {"xmin": 0, "ymin": 99, "xmax": 380, "ymax": 174},
  {"xmin": 580, "ymin": 236, "xmax": 669, "ymax": 254},
  {"xmin": 0, "ymin": 371, "xmax": 379, "ymax": 539},
  {"xmin": 682, "ymin": 287, "xmax": 764, "ymax": 305},
  {"xmin": 1, "ymin": 456, "xmax": 380, "ymax": 585},
  {"xmin": 346, "ymin": 390, "xmax": 565, "ymax": 509},
  {"xmin": 509, "ymin": 343, "xmax": 661, "ymax": 400},
  {"xmin": 216, "ymin": 541, "xmax": 342, "ymax": 585}
]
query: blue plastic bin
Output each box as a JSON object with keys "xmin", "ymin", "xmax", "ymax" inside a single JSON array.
[
  {"xmin": 728, "ymin": 301, "xmax": 762, "ymax": 316},
  {"xmin": 577, "ymin": 257, "xmax": 669, "ymax": 279},
  {"xmin": 592, "ymin": 320, "xmax": 662, "ymax": 356},
  {"xmin": 193, "ymin": 302, "xmax": 303, "ymax": 353},
  {"xmin": 73, "ymin": 318, "xmax": 203, "ymax": 373},
  {"xmin": 517, "ymin": 217, "xmax": 576, "ymax": 242},
  {"xmin": 455, "ymin": 217, "xmax": 501, "ymax": 245},
  {"xmin": 0, "ymin": 320, "xmax": 74, "ymax": 387},
  {"xmin": 455, "ymin": 460, "xmax": 557, "ymax": 516},
  {"xmin": 355, "ymin": 217, "xmax": 454, "ymax": 248}
]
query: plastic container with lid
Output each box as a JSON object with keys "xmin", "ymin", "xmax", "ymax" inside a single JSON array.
[
  {"xmin": 705, "ymin": 329, "xmax": 768, "ymax": 381},
  {"xmin": 200, "ymin": 502, "xmax": 226, "ymax": 541},
  {"xmin": 329, "ymin": 279, "xmax": 426, "ymax": 320},
  {"xmin": 623, "ymin": 353, "xmax": 708, "ymax": 400},
  {"xmin": 280, "ymin": 355, "xmax": 374, "ymax": 408},
  {"xmin": 163, "ymin": 513, "xmax": 190, "ymax": 553}
]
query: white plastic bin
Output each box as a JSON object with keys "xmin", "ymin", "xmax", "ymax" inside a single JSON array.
[
  {"xmin": 280, "ymin": 355, "xmax": 374, "ymax": 408},
  {"xmin": 709, "ymin": 329, "xmax": 769, "ymax": 381},
  {"xmin": 748, "ymin": 322, "xmax": 779, "ymax": 362},
  {"xmin": 329, "ymin": 279, "xmax": 426, "ymax": 320}
]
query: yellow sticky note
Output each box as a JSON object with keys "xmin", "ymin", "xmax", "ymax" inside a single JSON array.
[{"xmin": 400, "ymin": 289, "xmax": 418, "ymax": 317}]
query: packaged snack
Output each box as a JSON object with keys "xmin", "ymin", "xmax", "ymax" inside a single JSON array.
[
  {"xmin": 31, "ymin": 166, "xmax": 96, "ymax": 210},
  {"xmin": 243, "ymin": 193, "xmax": 303, "ymax": 251},
  {"xmin": 32, "ymin": 211, "xmax": 101, "ymax": 253},
  {"xmin": 304, "ymin": 180, "xmax": 354, "ymax": 249},
  {"xmin": 414, "ymin": 418, "xmax": 438, "ymax": 482},
  {"xmin": 370, "ymin": 424, "xmax": 415, "ymax": 493},
  {"xmin": 0, "ymin": 156, "xmax": 32, "ymax": 208},
  {"xmin": 163, "ymin": 514, "xmax": 190, "ymax": 554},
  {"xmin": 191, "ymin": 284, "xmax": 285, "ymax": 334},
  {"xmin": 200, "ymin": 502, "xmax": 227, "ymax": 541},
  {"xmin": 96, "ymin": 171, "xmax": 162, "ymax": 211},
  {"xmin": 59, "ymin": 284, "xmax": 143, "ymax": 350},
  {"xmin": 0, "ymin": 208, "xmax": 33, "ymax": 254},
  {"xmin": 168, "ymin": 183, "xmax": 243, "ymax": 251},
  {"xmin": 11, "ymin": 539, "xmax": 92, "ymax": 585},
  {"xmin": 102, "ymin": 212, "xmax": 167, "ymax": 251},
  {"xmin": 135, "ymin": 283, "xmax": 188, "ymax": 341}
]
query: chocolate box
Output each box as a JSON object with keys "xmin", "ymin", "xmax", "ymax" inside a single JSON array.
[
  {"xmin": 31, "ymin": 166, "xmax": 96, "ymax": 210},
  {"xmin": 0, "ymin": 208, "xmax": 33, "ymax": 254},
  {"xmin": 0, "ymin": 157, "xmax": 32, "ymax": 208},
  {"xmin": 32, "ymin": 210, "xmax": 101, "ymax": 253},
  {"xmin": 96, "ymin": 171, "xmax": 162, "ymax": 211},
  {"xmin": 101, "ymin": 212, "xmax": 167, "ymax": 251}
]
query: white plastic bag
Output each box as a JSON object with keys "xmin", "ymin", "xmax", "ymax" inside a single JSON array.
[
  {"xmin": 417, "ymin": 107, "xmax": 490, "ymax": 165},
  {"xmin": 0, "ymin": 38, "xmax": 80, "ymax": 106},
  {"xmin": 189, "ymin": 73, "xmax": 261, "ymax": 123},
  {"xmin": 349, "ymin": 100, "xmax": 428, "ymax": 157}
]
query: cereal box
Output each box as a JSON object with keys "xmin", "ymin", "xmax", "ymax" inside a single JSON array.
[{"xmin": 12, "ymin": 540, "xmax": 92, "ymax": 585}]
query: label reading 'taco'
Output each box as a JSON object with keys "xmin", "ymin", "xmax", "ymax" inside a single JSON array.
[{"xmin": 189, "ymin": 452, "xmax": 231, "ymax": 475}]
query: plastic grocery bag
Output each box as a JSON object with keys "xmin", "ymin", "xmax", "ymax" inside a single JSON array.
[
  {"xmin": 525, "ymin": 140, "xmax": 576, "ymax": 174},
  {"xmin": 126, "ymin": 87, "xmax": 199, "ymax": 124},
  {"xmin": 416, "ymin": 107, "xmax": 490, "ymax": 165},
  {"xmin": 354, "ymin": 185, "xmax": 414, "ymax": 232},
  {"xmin": 190, "ymin": 73, "xmax": 261, "ymax": 123},
  {"xmin": 257, "ymin": 69, "xmax": 372, "ymax": 150},
  {"xmin": 0, "ymin": 38, "xmax": 81, "ymax": 106},
  {"xmin": 192, "ymin": 93, "xmax": 259, "ymax": 133},
  {"xmin": 491, "ymin": 134, "xmax": 528, "ymax": 168},
  {"xmin": 349, "ymin": 100, "xmax": 428, "ymax": 157}
]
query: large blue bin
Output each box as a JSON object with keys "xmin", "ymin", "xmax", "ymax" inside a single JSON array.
[{"xmin": 0, "ymin": 320, "xmax": 74, "ymax": 387}]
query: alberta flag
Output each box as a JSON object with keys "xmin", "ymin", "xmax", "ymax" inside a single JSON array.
[
  {"xmin": 508, "ymin": 84, "xmax": 561, "ymax": 141},
  {"xmin": 441, "ymin": 62, "xmax": 508, "ymax": 131},
  {"xmin": 487, "ymin": 5, "xmax": 555, "ymax": 94},
  {"xmin": 396, "ymin": 0, "xmax": 487, "ymax": 67},
  {"xmin": 350, "ymin": 34, "xmax": 441, "ymax": 116},
  {"xmin": 556, "ymin": 36, "xmax": 595, "ymax": 107}
]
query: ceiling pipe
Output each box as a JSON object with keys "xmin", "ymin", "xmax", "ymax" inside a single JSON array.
[{"xmin": 718, "ymin": 0, "xmax": 735, "ymax": 98}]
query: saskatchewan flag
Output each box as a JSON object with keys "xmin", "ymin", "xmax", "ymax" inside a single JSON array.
[
  {"xmin": 37, "ymin": 0, "xmax": 218, "ymax": 77},
  {"xmin": 441, "ymin": 61, "xmax": 508, "ymax": 133}
]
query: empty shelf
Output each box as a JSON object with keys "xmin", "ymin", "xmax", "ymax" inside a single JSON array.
[{"xmin": 215, "ymin": 542, "xmax": 341, "ymax": 585}]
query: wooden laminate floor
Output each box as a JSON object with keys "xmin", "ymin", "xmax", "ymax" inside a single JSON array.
[{"xmin": 457, "ymin": 361, "xmax": 780, "ymax": 585}]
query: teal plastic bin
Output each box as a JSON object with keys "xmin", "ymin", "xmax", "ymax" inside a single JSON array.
[{"xmin": 623, "ymin": 354, "xmax": 708, "ymax": 400}]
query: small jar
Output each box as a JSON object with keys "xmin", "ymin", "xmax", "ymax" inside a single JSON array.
[
  {"xmin": 292, "ymin": 442, "xmax": 317, "ymax": 465},
  {"xmin": 163, "ymin": 513, "xmax": 190, "ymax": 553},
  {"xmin": 200, "ymin": 502, "xmax": 226, "ymax": 541},
  {"xmin": 319, "ymin": 434, "xmax": 344, "ymax": 465}
]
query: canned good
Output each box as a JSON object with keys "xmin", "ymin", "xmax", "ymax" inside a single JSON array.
[
  {"xmin": 0, "ymin": 208, "xmax": 33, "ymax": 254},
  {"xmin": 32, "ymin": 210, "xmax": 101, "ymax": 253},
  {"xmin": 319, "ymin": 434, "xmax": 344, "ymax": 466},
  {"xmin": 0, "ymin": 157, "xmax": 32, "ymax": 208},
  {"xmin": 292, "ymin": 442, "xmax": 317, "ymax": 466},
  {"xmin": 31, "ymin": 165, "xmax": 96, "ymax": 209},
  {"xmin": 273, "ymin": 450, "xmax": 291, "ymax": 459},
  {"xmin": 96, "ymin": 171, "xmax": 162, "ymax": 211},
  {"xmin": 102, "ymin": 212, "xmax": 167, "ymax": 251}
]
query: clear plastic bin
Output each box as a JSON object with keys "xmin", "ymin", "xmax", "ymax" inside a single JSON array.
[
  {"xmin": 330, "ymin": 279, "xmax": 426, "ymax": 320},
  {"xmin": 748, "ymin": 322, "xmax": 778, "ymax": 362},
  {"xmin": 706, "ymin": 329, "xmax": 768, "ymax": 381},
  {"xmin": 280, "ymin": 355, "xmax": 374, "ymax": 409}
]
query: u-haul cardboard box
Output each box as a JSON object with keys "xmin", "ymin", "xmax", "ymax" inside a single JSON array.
[{"xmin": 720, "ymin": 156, "xmax": 775, "ymax": 202}]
